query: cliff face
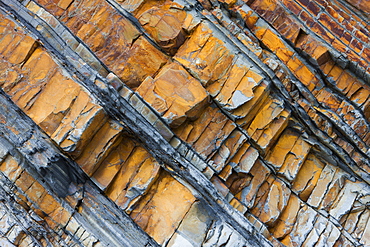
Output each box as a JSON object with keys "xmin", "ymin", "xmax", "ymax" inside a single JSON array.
[{"xmin": 0, "ymin": 0, "xmax": 369, "ymax": 246}]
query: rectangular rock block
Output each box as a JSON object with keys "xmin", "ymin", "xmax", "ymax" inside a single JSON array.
[{"xmin": 130, "ymin": 171, "xmax": 195, "ymax": 245}]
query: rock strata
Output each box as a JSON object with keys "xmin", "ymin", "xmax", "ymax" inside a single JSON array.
[{"xmin": 0, "ymin": 0, "xmax": 369, "ymax": 246}]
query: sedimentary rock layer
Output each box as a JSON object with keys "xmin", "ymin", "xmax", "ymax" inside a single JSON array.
[{"xmin": 0, "ymin": 0, "xmax": 369, "ymax": 246}]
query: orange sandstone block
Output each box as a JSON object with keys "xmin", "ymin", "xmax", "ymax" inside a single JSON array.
[
  {"xmin": 270, "ymin": 194, "xmax": 300, "ymax": 239},
  {"xmin": 0, "ymin": 33, "xmax": 22, "ymax": 58},
  {"xmin": 38, "ymin": 193, "xmax": 60, "ymax": 215},
  {"xmin": 230, "ymin": 144, "xmax": 259, "ymax": 174},
  {"xmin": 328, "ymin": 65, "xmax": 344, "ymax": 82},
  {"xmin": 49, "ymin": 89, "xmax": 107, "ymax": 157},
  {"xmin": 247, "ymin": 97, "xmax": 290, "ymax": 151},
  {"xmin": 252, "ymin": 18, "xmax": 269, "ymax": 39},
  {"xmin": 306, "ymin": 1, "xmax": 321, "ymax": 16},
  {"xmin": 316, "ymin": 89, "xmax": 341, "ymax": 111},
  {"xmin": 278, "ymin": 136, "xmax": 311, "ymax": 182},
  {"xmin": 266, "ymin": 128, "xmax": 300, "ymax": 171},
  {"xmin": 55, "ymin": 0, "xmax": 168, "ymax": 89},
  {"xmin": 104, "ymin": 146, "xmax": 161, "ymax": 213},
  {"xmin": 307, "ymin": 165, "xmax": 337, "ymax": 208},
  {"xmin": 362, "ymin": 48, "xmax": 370, "ymax": 62},
  {"xmin": 25, "ymin": 180, "xmax": 46, "ymax": 203},
  {"xmin": 298, "ymin": 10, "xmax": 316, "ymax": 28},
  {"xmin": 226, "ymin": 170, "xmax": 253, "ymax": 196},
  {"xmin": 192, "ymin": 110, "xmax": 236, "ymax": 159},
  {"xmin": 76, "ymin": 120, "xmax": 123, "ymax": 176},
  {"xmin": 91, "ymin": 136, "xmax": 136, "ymax": 190},
  {"xmin": 252, "ymin": 178, "xmax": 291, "ymax": 226},
  {"xmin": 0, "ymin": 156, "xmax": 23, "ymax": 182},
  {"xmin": 26, "ymin": 70, "xmax": 81, "ymax": 135},
  {"xmin": 211, "ymin": 176, "xmax": 230, "ymax": 197},
  {"xmin": 340, "ymin": 31, "xmax": 352, "ymax": 45},
  {"xmin": 287, "ymin": 55, "xmax": 303, "ymax": 72},
  {"xmin": 234, "ymin": 81, "xmax": 270, "ymax": 126},
  {"xmin": 246, "ymin": 11, "xmax": 260, "ymax": 30},
  {"xmin": 8, "ymin": 36, "xmax": 37, "ymax": 65},
  {"xmin": 219, "ymin": 164, "xmax": 234, "ymax": 181},
  {"xmin": 219, "ymin": 0, "xmax": 237, "ymax": 6},
  {"xmin": 331, "ymin": 39, "xmax": 347, "ymax": 54},
  {"xmin": 294, "ymin": 65, "xmax": 316, "ymax": 91},
  {"xmin": 350, "ymin": 87, "xmax": 370, "ymax": 107},
  {"xmin": 281, "ymin": 0, "xmax": 302, "ymax": 16},
  {"xmin": 292, "ymin": 154, "xmax": 324, "ymax": 201},
  {"xmin": 250, "ymin": 0, "xmax": 277, "ymax": 11},
  {"xmin": 58, "ymin": 0, "xmax": 74, "ymax": 10},
  {"xmin": 1, "ymin": 44, "xmax": 57, "ymax": 112},
  {"xmin": 15, "ymin": 171, "xmax": 35, "ymax": 193},
  {"xmin": 210, "ymin": 129, "xmax": 247, "ymax": 172},
  {"xmin": 229, "ymin": 198, "xmax": 246, "ymax": 213},
  {"xmin": 318, "ymin": 174, "xmax": 344, "ymax": 211},
  {"xmin": 246, "ymin": 97, "xmax": 284, "ymax": 136},
  {"xmin": 281, "ymin": 204, "xmax": 317, "ymax": 246},
  {"xmin": 320, "ymin": 60, "xmax": 335, "ymax": 75},
  {"xmin": 174, "ymin": 106, "xmax": 215, "ymax": 143},
  {"xmin": 241, "ymin": 160, "xmax": 271, "ymax": 207},
  {"xmin": 137, "ymin": 2, "xmax": 188, "ymax": 54},
  {"xmin": 116, "ymin": 37, "xmax": 168, "ymax": 89},
  {"xmin": 33, "ymin": 0, "xmax": 65, "ymax": 17},
  {"xmin": 49, "ymin": 207, "xmax": 71, "ymax": 226},
  {"xmin": 262, "ymin": 29, "xmax": 293, "ymax": 63},
  {"xmin": 115, "ymin": 156, "xmax": 161, "ymax": 211},
  {"xmin": 137, "ymin": 62, "xmax": 209, "ymax": 127},
  {"xmin": 130, "ymin": 172, "xmax": 195, "ymax": 245},
  {"xmin": 106, "ymin": 146, "xmax": 152, "ymax": 202},
  {"xmin": 310, "ymin": 45, "xmax": 331, "ymax": 66},
  {"xmin": 210, "ymin": 59, "xmax": 250, "ymax": 100},
  {"xmin": 175, "ymin": 22, "xmax": 234, "ymax": 87},
  {"xmin": 311, "ymin": 23, "xmax": 334, "ymax": 43}
]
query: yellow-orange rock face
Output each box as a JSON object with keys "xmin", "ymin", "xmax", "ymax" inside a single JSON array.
[
  {"xmin": 106, "ymin": 146, "xmax": 161, "ymax": 210},
  {"xmin": 137, "ymin": 62, "xmax": 209, "ymax": 127},
  {"xmin": 175, "ymin": 22, "xmax": 234, "ymax": 86},
  {"xmin": 130, "ymin": 172, "xmax": 196, "ymax": 245},
  {"xmin": 137, "ymin": 1, "xmax": 188, "ymax": 54}
]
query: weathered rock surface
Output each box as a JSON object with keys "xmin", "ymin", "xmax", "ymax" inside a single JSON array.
[
  {"xmin": 137, "ymin": 62, "xmax": 209, "ymax": 127},
  {"xmin": 0, "ymin": 0, "xmax": 369, "ymax": 246}
]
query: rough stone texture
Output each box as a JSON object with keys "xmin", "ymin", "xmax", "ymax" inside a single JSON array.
[
  {"xmin": 0, "ymin": 0, "xmax": 369, "ymax": 246},
  {"xmin": 137, "ymin": 62, "xmax": 209, "ymax": 127}
]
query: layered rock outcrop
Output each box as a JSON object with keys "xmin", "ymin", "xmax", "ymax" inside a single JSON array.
[{"xmin": 0, "ymin": 0, "xmax": 369, "ymax": 246}]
